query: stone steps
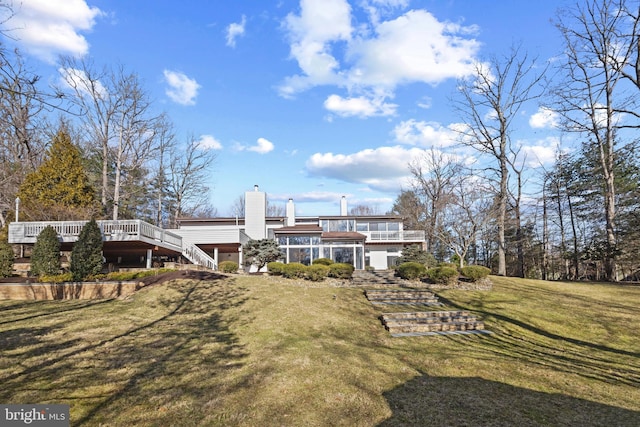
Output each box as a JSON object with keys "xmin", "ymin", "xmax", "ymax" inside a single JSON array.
[
  {"xmin": 364, "ymin": 289, "xmax": 442, "ymax": 305},
  {"xmin": 351, "ymin": 270, "xmax": 408, "ymax": 287},
  {"xmin": 380, "ymin": 311, "xmax": 490, "ymax": 337}
]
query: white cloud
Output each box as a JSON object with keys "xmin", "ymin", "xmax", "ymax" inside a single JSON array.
[
  {"xmin": 392, "ymin": 119, "xmax": 459, "ymax": 148},
  {"xmin": 519, "ymin": 136, "xmax": 560, "ymax": 167},
  {"xmin": 197, "ymin": 134, "xmax": 223, "ymax": 150},
  {"xmin": 305, "ymin": 145, "xmax": 427, "ymax": 191},
  {"xmin": 279, "ymin": 0, "xmax": 353, "ymax": 96},
  {"xmin": 235, "ymin": 137, "xmax": 275, "ymax": 154},
  {"xmin": 226, "ymin": 15, "xmax": 246, "ymax": 48},
  {"xmin": 8, "ymin": 0, "xmax": 104, "ymax": 63},
  {"xmin": 324, "ymin": 93, "xmax": 397, "ymax": 117},
  {"xmin": 163, "ymin": 70, "xmax": 200, "ymax": 106},
  {"xmin": 529, "ymin": 106, "xmax": 559, "ymax": 129},
  {"xmin": 58, "ymin": 67, "xmax": 107, "ymax": 98},
  {"xmin": 279, "ymin": 2, "xmax": 481, "ymax": 103}
]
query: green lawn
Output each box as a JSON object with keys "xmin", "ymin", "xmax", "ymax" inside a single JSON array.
[{"xmin": 0, "ymin": 274, "xmax": 639, "ymax": 426}]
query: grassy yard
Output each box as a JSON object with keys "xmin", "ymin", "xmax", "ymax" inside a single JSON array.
[{"xmin": 0, "ymin": 273, "xmax": 639, "ymax": 426}]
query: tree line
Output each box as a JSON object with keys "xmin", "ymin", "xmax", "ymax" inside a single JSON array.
[
  {"xmin": 390, "ymin": 0, "xmax": 640, "ymax": 282},
  {"xmin": 0, "ymin": 48, "xmax": 216, "ymax": 230}
]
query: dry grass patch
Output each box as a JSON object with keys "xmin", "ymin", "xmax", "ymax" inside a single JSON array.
[{"xmin": 0, "ymin": 273, "xmax": 639, "ymax": 426}]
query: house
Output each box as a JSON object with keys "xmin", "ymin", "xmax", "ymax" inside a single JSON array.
[
  {"xmin": 171, "ymin": 185, "xmax": 426, "ymax": 270},
  {"xmin": 8, "ymin": 185, "xmax": 426, "ymax": 272}
]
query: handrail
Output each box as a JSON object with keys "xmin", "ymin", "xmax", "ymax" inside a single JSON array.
[{"xmin": 182, "ymin": 243, "xmax": 216, "ymax": 269}]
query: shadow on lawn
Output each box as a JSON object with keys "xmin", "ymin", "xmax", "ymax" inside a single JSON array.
[
  {"xmin": 0, "ymin": 274, "xmax": 250, "ymax": 426},
  {"xmin": 378, "ymin": 372, "xmax": 640, "ymax": 426},
  {"xmin": 436, "ymin": 294, "xmax": 640, "ymax": 388}
]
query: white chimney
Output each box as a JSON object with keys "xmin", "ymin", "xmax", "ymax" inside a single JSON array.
[
  {"xmin": 340, "ymin": 195, "xmax": 347, "ymax": 216},
  {"xmin": 286, "ymin": 198, "xmax": 295, "ymax": 226},
  {"xmin": 245, "ymin": 185, "xmax": 266, "ymax": 239}
]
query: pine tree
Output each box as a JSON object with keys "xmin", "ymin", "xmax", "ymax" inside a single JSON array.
[
  {"xmin": 70, "ymin": 219, "xmax": 104, "ymax": 281},
  {"xmin": 0, "ymin": 227, "xmax": 14, "ymax": 278},
  {"xmin": 30, "ymin": 226, "xmax": 61, "ymax": 276},
  {"xmin": 17, "ymin": 128, "xmax": 100, "ymax": 221}
]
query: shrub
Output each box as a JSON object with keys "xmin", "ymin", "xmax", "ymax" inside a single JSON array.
[
  {"xmin": 425, "ymin": 266, "xmax": 459, "ymax": 285},
  {"xmin": 312, "ymin": 257, "xmax": 333, "ymax": 266},
  {"xmin": 219, "ymin": 261, "xmax": 239, "ymax": 273},
  {"xmin": 305, "ymin": 264, "xmax": 330, "ymax": 281},
  {"xmin": 396, "ymin": 262, "xmax": 427, "ymax": 280},
  {"xmin": 437, "ymin": 262, "xmax": 459, "ymax": 270},
  {"xmin": 0, "ymin": 237, "xmax": 13, "ymax": 278},
  {"xmin": 70, "ymin": 219, "xmax": 104, "ymax": 281},
  {"xmin": 328, "ymin": 263, "xmax": 354, "ymax": 279},
  {"xmin": 267, "ymin": 262, "xmax": 285, "ymax": 275},
  {"xmin": 39, "ymin": 272, "xmax": 73, "ymax": 283},
  {"xmin": 397, "ymin": 245, "xmax": 437, "ymax": 268},
  {"xmin": 460, "ymin": 265, "xmax": 491, "ymax": 282},
  {"xmin": 243, "ymin": 239, "xmax": 282, "ymax": 270},
  {"xmin": 282, "ymin": 262, "xmax": 307, "ymax": 279},
  {"xmin": 31, "ymin": 226, "xmax": 61, "ymax": 276}
]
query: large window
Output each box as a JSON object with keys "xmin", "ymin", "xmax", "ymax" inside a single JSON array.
[{"xmin": 321, "ymin": 219, "xmax": 355, "ymax": 232}]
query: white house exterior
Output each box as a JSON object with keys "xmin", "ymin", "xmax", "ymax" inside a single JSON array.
[
  {"xmin": 171, "ymin": 186, "xmax": 426, "ymax": 270},
  {"xmin": 8, "ymin": 185, "xmax": 426, "ymax": 271}
]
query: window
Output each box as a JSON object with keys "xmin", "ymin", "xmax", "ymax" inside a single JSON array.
[{"xmin": 289, "ymin": 235, "xmax": 310, "ymax": 245}]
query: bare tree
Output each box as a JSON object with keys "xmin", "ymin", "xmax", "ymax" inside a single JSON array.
[
  {"xmin": 166, "ymin": 135, "xmax": 216, "ymax": 228},
  {"xmin": 551, "ymin": 0, "xmax": 640, "ymax": 280},
  {"xmin": 454, "ymin": 46, "xmax": 545, "ymax": 276},
  {"xmin": 437, "ymin": 174, "xmax": 495, "ymax": 269},
  {"xmin": 408, "ymin": 149, "xmax": 462, "ymax": 255}
]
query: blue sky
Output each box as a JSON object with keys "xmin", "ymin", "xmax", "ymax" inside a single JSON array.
[{"xmin": 3, "ymin": 0, "xmax": 570, "ymax": 217}]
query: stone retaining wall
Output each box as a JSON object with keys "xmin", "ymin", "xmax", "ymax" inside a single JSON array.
[{"xmin": 0, "ymin": 281, "xmax": 140, "ymax": 300}]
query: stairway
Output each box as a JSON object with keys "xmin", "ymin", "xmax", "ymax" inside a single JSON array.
[
  {"xmin": 380, "ymin": 311, "xmax": 491, "ymax": 337},
  {"xmin": 364, "ymin": 289, "xmax": 442, "ymax": 306},
  {"xmin": 351, "ymin": 269, "xmax": 409, "ymax": 287},
  {"xmin": 364, "ymin": 284, "xmax": 491, "ymax": 337}
]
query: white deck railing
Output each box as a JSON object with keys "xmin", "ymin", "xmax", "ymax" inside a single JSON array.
[
  {"xmin": 10, "ymin": 220, "xmax": 183, "ymax": 250},
  {"xmin": 363, "ymin": 230, "xmax": 425, "ymax": 242}
]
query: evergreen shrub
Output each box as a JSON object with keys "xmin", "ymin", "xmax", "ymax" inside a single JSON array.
[
  {"xmin": 219, "ymin": 261, "xmax": 239, "ymax": 273},
  {"xmin": 426, "ymin": 266, "xmax": 459, "ymax": 285},
  {"xmin": 282, "ymin": 262, "xmax": 307, "ymax": 279},
  {"xmin": 31, "ymin": 226, "xmax": 61, "ymax": 276},
  {"xmin": 396, "ymin": 262, "xmax": 427, "ymax": 280},
  {"xmin": 312, "ymin": 258, "xmax": 333, "ymax": 266},
  {"xmin": 267, "ymin": 262, "xmax": 285, "ymax": 275},
  {"xmin": 460, "ymin": 265, "xmax": 491, "ymax": 281},
  {"xmin": 328, "ymin": 263, "xmax": 354, "ymax": 279},
  {"xmin": 70, "ymin": 219, "xmax": 104, "ymax": 281},
  {"xmin": 305, "ymin": 264, "xmax": 330, "ymax": 281},
  {"xmin": 0, "ymin": 238, "xmax": 13, "ymax": 278}
]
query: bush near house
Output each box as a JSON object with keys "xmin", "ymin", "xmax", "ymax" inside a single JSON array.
[
  {"xmin": 312, "ymin": 258, "xmax": 333, "ymax": 266},
  {"xmin": 396, "ymin": 262, "xmax": 427, "ymax": 280},
  {"xmin": 426, "ymin": 266, "xmax": 459, "ymax": 285},
  {"xmin": 219, "ymin": 261, "xmax": 239, "ymax": 274},
  {"xmin": 0, "ymin": 236, "xmax": 14, "ymax": 278},
  {"xmin": 397, "ymin": 244, "xmax": 436, "ymax": 268},
  {"xmin": 328, "ymin": 263, "xmax": 354, "ymax": 279},
  {"xmin": 267, "ymin": 262, "xmax": 285, "ymax": 275},
  {"xmin": 31, "ymin": 226, "xmax": 61, "ymax": 277},
  {"xmin": 70, "ymin": 219, "xmax": 104, "ymax": 281},
  {"xmin": 461, "ymin": 265, "xmax": 491, "ymax": 282},
  {"xmin": 305, "ymin": 264, "xmax": 330, "ymax": 281},
  {"xmin": 282, "ymin": 262, "xmax": 307, "ymax": 279}
]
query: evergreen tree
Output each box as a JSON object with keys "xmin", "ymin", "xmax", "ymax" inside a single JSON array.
[
  {"xmin": 243, "ymin": 239, "xmax": 282, "ymax": 270},
  {"xmin": 17, "ymin": 128, "xmax": 100, "ymax": 221},
  {"xmin": 31, "ymin": 226, "xmax": 61, "ymax": 276},
  {"xmin": 0, "ymin": 227, "xmax": 14, "ymax": 278},
  {"xmin": 70, "ymin": 219, "xmax": 104, "ymax": 281}
]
